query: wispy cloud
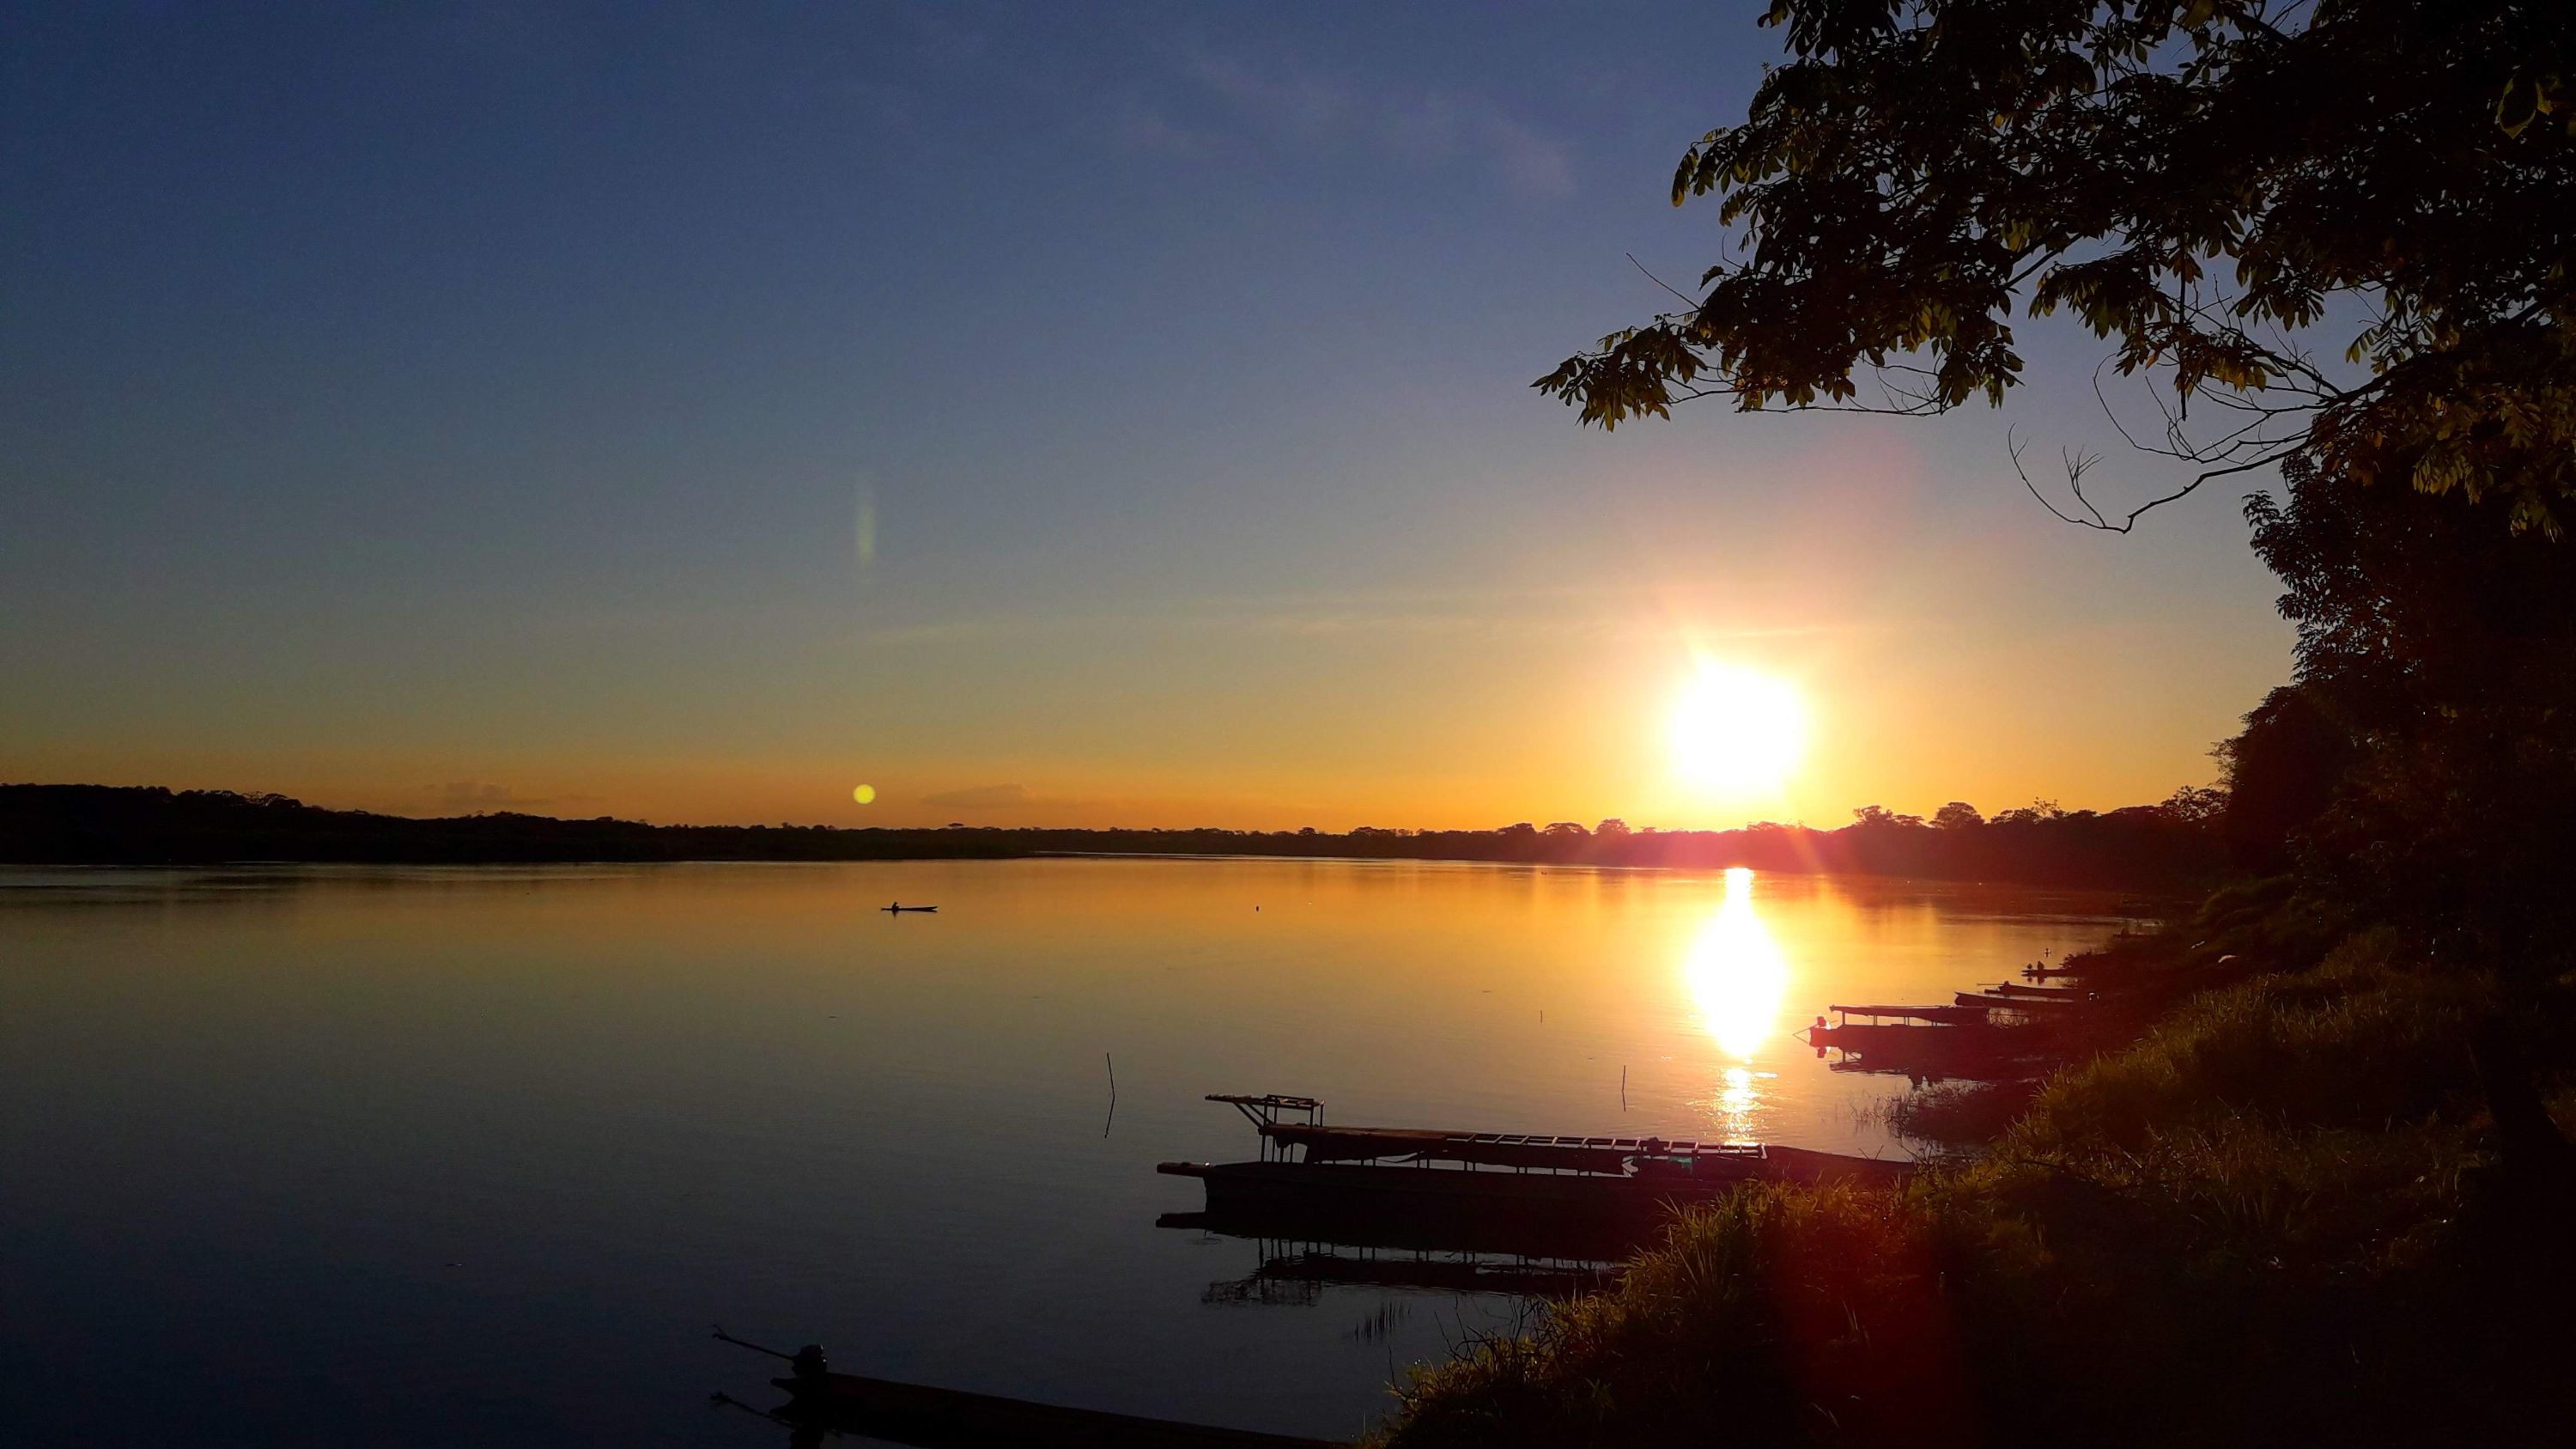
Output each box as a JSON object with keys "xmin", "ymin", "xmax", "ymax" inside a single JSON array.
[
  {"xmin": 917, "ymin": 782, "xmax": 1100, "ymax": 814},
  {"xmin": 413, "ymin": 781, "xmax": 600, "ymax": 815},
  {"xmin": 857, "ymin": 585, "xmax": 1902, "ymax": 648},
  {"xmin": 1172, "ymin": 51, "xmax": 1575, "ymax": 200},
  {"xmin": 1113, "ymin": 98, "xmax": 1218, "ymax": 155},
  {"xmin": 920, "ymin": 782, "xmax": 1034, "ymax": 810}
]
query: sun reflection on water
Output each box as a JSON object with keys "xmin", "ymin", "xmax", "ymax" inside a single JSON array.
[
  {"xmin": 1701, "ymin": 1064, "xmax": 1767, "ymax": 1143},
  {"xmin": 1682, "ymin": 868, "xmax": 1790, "ymax": 1136}
]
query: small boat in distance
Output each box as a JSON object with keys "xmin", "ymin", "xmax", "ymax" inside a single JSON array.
[
  {"xmin": 1955, "ymin": 989, "xmax": 2081, "ymax": 1009},
  {"xmin": 880, "ymin": 902, "xmax": 939, "ymax": 913}
]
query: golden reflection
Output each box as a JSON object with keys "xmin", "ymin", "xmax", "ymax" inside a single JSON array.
[
  {"xmin": 1682, "ymin": 867, "xmax": 1789, "ymax": 1061},
  {"xmin": 1700, "ymin": 1064, "xmax": 1766, "ymax": 1143}
]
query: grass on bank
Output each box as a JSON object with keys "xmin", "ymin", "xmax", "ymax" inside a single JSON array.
[{"xmin": 1375, "ymin": 899, "xmax": 2576, "ymax": 1449}]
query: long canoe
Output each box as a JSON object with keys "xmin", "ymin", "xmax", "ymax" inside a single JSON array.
[
  {"xmin": 1160, "ymin": 1148, "xmax": 1913, "ymax": 1223},
  {"xmin": 1807, "ymin": 1020, "xmax": 2050, "ymax": 1053},
  {"xmin": 1991, "ymin": 982, "xmax": 2091, "ymax": 999},
  {"xmin": 1259, "ymin": 1122, "xmax": 1760, "ymax": 1174},
  {"xmin": 1955, "ymin": 989, "xmax": 2084, "ymax": 1009},
  {"xmin": 1827, "ymin": 1002, "xmax": 1996, "ymax": 1026}
]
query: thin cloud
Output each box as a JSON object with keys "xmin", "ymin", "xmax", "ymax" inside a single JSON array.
[
  {"xmin": 918, "ymin": 782, "xmax": 1099, "ymax": 813},
  {"xmin": 858, "ymin": 587, "xmax": 1910, "ymax": 648},
  {"xmin": 421, "ymin": 781, "xmax": 597, "ymax": 814},
  {"xmin": 1177, "ymin": 50, "xmax": 1575, "ymax": 200},
  {"xmin": 919, "ymin": 782, "xmax": 1035, "ymax": 810},
  {"xmin": 1114, "ymin": 99, "xmax": 1217, "ymax": 155}
]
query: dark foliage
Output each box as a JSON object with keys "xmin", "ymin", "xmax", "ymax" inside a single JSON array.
[
  {"xmin": 2247, "ymin": 455, "xmax": 2576, "ymax": 978},
  {"xmin": 1540, "ymin": 0, "xmax": 2576, "ymax": 534},
  {"xmin": 0, "ymin": 783, "xmax": 2225, "ymax": 891},
  {"xmin": 2213, "ymin": 685, "xmax": 2352, "ymax": 872},
  {"xmin": 1382, "ymin": 923, "xmax": 2576, "ymax": 1449}
]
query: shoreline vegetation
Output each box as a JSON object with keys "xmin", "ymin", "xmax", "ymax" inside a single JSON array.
[
  {"xmin": 0, "ymin": 784, "xmax": 2222, "ymax": 892},
  {"xmin": 1374, "ymin": 880, "xmax": 2576, "ymax": 1447}
]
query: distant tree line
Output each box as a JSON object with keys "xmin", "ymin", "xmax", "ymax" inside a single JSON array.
[{"xmin": 0, "ymin": 782, "xmax": 2227, "ymax": 892}]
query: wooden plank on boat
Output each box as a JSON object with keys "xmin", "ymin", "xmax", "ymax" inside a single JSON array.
[
  {"xmin": 1261, "ymin": 1122, "xmax": 1759, "ymax": 1174},
  {"xmin": 1807, "ymin": 1019, "xmax": 2069, "ymax": 1077},
  {"xmin": 1830, "ymin": 1002, "xmax": 1995, "ymax": 1025},
  {"xmin": 1163, "ymin": 1154, "xmax": 1911, "ymax": 1216}
]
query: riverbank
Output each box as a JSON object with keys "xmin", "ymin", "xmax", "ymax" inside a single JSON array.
[
  {"xmin": 1374, "ymin": 880, "xmax": 2576, "ymax": 1446},
  {"xmin": 0, "ymin": 783, "xmax": 2222, "ymax": 892}
]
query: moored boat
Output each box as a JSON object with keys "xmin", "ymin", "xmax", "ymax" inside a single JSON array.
[
  {"xmin": 1955, "ymin": 989, "xmax": 2083, "ymax": 1009},
  {"xmin": 1990, "ymin": 981, "xmax": 2092, "ymax": 999},
  {"xmin": 715, "ymin": 1327, "xmax": 1341, "ymax": 1448},
  {"xmin": 1157, "ymin": 1093, "xmax": 1913, "ymax": 1238}
]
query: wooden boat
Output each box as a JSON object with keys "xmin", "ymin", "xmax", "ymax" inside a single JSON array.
[
  {"xmin": 1807, "ymin": 1020, "xmax": 2035, "ymax": 1052},
  {"xmin": 1827, "ymin": 1055, "xmax": 2047, "ymax": 1085},
  {"xmin": 881, "ymin": 902, "xmax": 939, "ymax": 913},
  {"xmin": 715, "ymin": 1328, "xmax": 1341, "ymax": 1449},
  {"xmin": 1805, "ymin": 1008, "xmax": 2063, "ymax": 1079},
  {"xmin": 1825, "ymin": 1002, "xmax": 1996, "ymax": 1026},
  {"xmin": 1158, "ymin": 1094, "xmax": 1913, "ymax": 1235},
  {"xmin": 1955, "ymin": 989, "xmax": 2082, "ymax": 1010},
  {"xmin": 1990, "ymin": 982, "xmax": 2092, "ymax": 999}
]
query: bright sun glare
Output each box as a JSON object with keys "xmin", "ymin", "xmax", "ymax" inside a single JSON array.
[
  {"xmin": 1669, "ymin": 661, "xmax": 1808, "ymax": 794},
  {"xmin": 1682, "ymin": 867, "xmax": 1788, "ymax": 1062}
]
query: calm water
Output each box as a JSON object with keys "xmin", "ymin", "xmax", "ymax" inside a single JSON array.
[{"xmin": 0, "ymin": 858, "xmax": 2129, "ymax": 1446}]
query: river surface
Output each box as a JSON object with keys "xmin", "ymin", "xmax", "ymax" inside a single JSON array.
[{"xmin": 0, "ymin": 858, "xmax": 2133, "ymax": 1446}]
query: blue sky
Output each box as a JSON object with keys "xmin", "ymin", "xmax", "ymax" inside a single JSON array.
[{"xmin": 1, "ymin": 2, "xmax": 2291, "ymax": 827}]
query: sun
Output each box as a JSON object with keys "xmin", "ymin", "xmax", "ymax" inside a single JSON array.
[{"xmin": 1670, "ymin": 662, "xmax": 1807, "ymax": 794}]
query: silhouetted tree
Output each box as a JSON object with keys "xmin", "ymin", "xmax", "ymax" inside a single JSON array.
[
  {"xmin": 2214, "ymin": 685, "xmax": 2350, "ymax": 873},
  {"xmin": 2248, "ymin": 455, "xmax": 2576, "ymax": 979},
  {"xmin": 2158, "ymin": 787, "xmax": 2228, "ymax": 826},
  {"xmin": 1540, "ymin": 0, "xmax": 2576, "ymax": 536},
  {"xmin": 0, "ymin": 784, "xmax": 2226, "ymax": 887},
  {"xmin": 1932, "ymin": 801, "xmax": 1984, "ymax": 830},
  {"xmin": 1595, "ymin": 818, "xmax": 1631, "ymax": 837}
]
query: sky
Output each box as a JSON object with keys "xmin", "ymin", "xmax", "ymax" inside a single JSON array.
[{"xmin": 0, "ymin": 1, "xmax": 2294, "ymax": 831}]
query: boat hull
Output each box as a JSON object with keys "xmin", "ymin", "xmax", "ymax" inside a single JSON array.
[{"xmin": 1160, "ymin": 1153, "xmax": 1911, "ymax": 1245}]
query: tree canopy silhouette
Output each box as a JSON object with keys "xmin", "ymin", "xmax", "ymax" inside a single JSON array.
[
  {"xmin": 1540, "ymin": 0, "xmax": 2576, "ymax": 534},
  {"xmin": 2244, "ymin": 454, "xmax": 2576, "ymax": 977}
]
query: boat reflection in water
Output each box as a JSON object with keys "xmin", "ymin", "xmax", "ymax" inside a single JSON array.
[
  {"xmin": 1682, "ymin": 868, "xmax": 1790, "ymax": 1140},
  {"xmin": 1172, "ymin": 1223, "xmax": 1622, "ymax": 1307},
  {"xmin": 1164, "ymin": 1196, "xmax": 1628, "ymax": 1312}
]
